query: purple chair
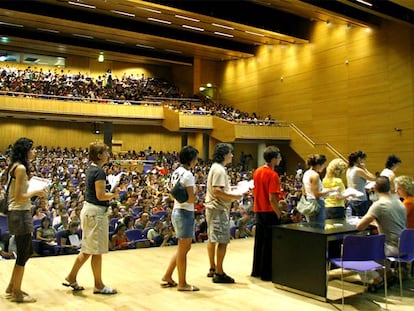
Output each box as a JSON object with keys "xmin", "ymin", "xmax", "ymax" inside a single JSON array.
[
  {"xmin": 230, "ymin": 226, "xmax": 238, "ymax": 239},
  {"xmin": 330, "ymin": 234, "xmax": 387, "ymax": 310},
  {"xmin": 125, "ymin": 229, "xmax": 150, "ymax": 248},
  {"xmin": 387, "ymin": 228, "xmax": 414, "ymax": 296}
]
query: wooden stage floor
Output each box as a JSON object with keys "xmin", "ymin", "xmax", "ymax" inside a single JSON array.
[{"xmin": 1, "ymin": 238, "xmax": 413, "ymax": 311}]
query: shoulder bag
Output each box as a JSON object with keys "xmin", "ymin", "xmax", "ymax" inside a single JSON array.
[
  {"xmin": 296, "ymin": 193, "xmax": 321, "ymax": 217},
  {"xmin": 0, "ymin": 166, "xmax": 17, "ymax": 215},
  {"xmin": 170, "ymin": 171, "xmax": 188, "ymax": 203}
]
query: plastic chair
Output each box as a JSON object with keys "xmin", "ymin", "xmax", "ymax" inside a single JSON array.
[
  {"xmin": 125, "ymin": 229, "xmax": 150, "ymax": 248},
  {"xmin": 329, "ymin": 234, "xmax": 387, "ymax": 310},
  {"xmin": 387, "ymin": 228, "xmax": 414, "ymax": 296},
  {"xmin": 230, "ymin": 226, "xmax": 238, "ymax": 239}
]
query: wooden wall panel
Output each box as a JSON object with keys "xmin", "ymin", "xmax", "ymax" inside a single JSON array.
[{"xmin": 218, "ymin": 20, "xmax": 414, "ymax": 176}]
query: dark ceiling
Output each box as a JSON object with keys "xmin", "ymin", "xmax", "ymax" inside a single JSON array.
[{"xmin": 0, "ymin": 0, "xmax": 413, "ymax": 66}]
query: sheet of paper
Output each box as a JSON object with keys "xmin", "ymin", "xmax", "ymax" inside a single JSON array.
[
  {"xmin": 27, "ymin": 176, "xmax": 50, "ymax": 193},
  {"xmin": 68, "ymin": 234, "xmax": 81, "ymax": 247},
  {"xmin": 343, "ymin": 188, "xmax": 365, "ymax": 198},
  {"xmin": 365, "ymin": 181, "xmax": 376, "ymax": 189}
]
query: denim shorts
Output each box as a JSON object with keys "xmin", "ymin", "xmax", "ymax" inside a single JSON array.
[
  {"xmin": 172, "ymin": 208, "xmax": 195, "ymax": 239},
  {"xmin": 206, "ymin": 208, "xmax": 230, "ymax": 244}
]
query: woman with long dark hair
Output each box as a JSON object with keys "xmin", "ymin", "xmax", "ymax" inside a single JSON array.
[{"xmin": 5, "ymin": 137, "xmax": 48, "ymax": 303}]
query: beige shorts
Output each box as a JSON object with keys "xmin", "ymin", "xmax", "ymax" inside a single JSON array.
[
  {"xmin": 206, "ymin": 208, "xmax": 230, "ymax": 244},
  {"xmin": 80, "ymin": 202, "xmax": 109, "ymax": 255}
]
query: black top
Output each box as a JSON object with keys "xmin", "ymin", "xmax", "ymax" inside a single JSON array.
[{"xmin": 85, "ymin": 165, "xmax": 108, "ymax": 206}]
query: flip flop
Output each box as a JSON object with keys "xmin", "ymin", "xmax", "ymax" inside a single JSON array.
[
  {"xmin": 161, "ymin": 281, "xmax": 177, "ymax": 288},
  {"xmin": 62, "ymin": 282, "xmax": 85, "ymax": 291},
  {"xmin": 11, "ymin": 295, "xmax": 36, "ymax": 303},
  {"xmin": 93, "ymin": 286, "xmax": 117, "ymax": 295},
  {"xmin": 177, "ymin": 285, "xmax": 200, "ymax": 292}
]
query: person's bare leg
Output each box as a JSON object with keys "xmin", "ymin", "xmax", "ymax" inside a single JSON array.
[
  {"xmin": 176, "ymin": 238, "xmax": 192, "ymax": 288},
  {"xmin": 207, "ymin": 241, "xmax": 216, "ymax": 271},
  {"xmin": 91, "ymin": 254, "xmax": 103, "ymax": 289},
  {"xmin": 66, "ymin": 252, "xmax": 90, "ymax": 284},
  {"xmin": 215, "ymin": 243, "xmax": 228, "ymax": 275},
  {"xmin": 162, "ymin": 252, "xmax": 177, "ymax": 284},
  {"xmin": 9, "ymin": 265, "xmax": 35, "ymax": 302}
]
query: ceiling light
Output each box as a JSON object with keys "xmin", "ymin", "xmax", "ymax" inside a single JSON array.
[
  {"xmin": 98, "ymin": 52, "xmax": 104, "ymax": 62},
  {"xmin": 245, "ymin": 30, "xmax": 264, "ymax": 37},
  {"xmin": 137, "ymin": 7, "xmax": 161, "ymax": 14},
  {"xmin": 136, "ymin": 44, "xmax": 155, "ymax": 49},
  {"xmin": 106, "ymin": 39, "xmax": 125, "ymax": 44},
  {"xmin": 68, "ymin": 1, "xmax": 96, "ymax": 9},
  {"xmin": 182, "ymin": 25, "xmax": 204, "ymax": 32},
  {"xmin": 355, "ymin": 0, "xmax": 373, "ymax": 7},
  {"xmin": 175, "ymin": 14, "xmax": 200, "ymax": 22},
  {"xmin": 214, "ymin": 32, "xmax": 234, "ymax": 38},
  {"xmin": 147, "ymin": 17, "xmax": 171, "ymax": 24},
  {"xmin": 110, "ymin": 10, "xmax": 135, "ymax": 17},
  {"xmin": 165, "ymin": 49, "xmax": 182, "ymax": 54},
  {"xmin": 0, "ymin": 22, "xmax": 23, "ymax": 27},
  {"xmin": 1, "ymin": 37, "xmax": 9, "ymax": 43},
  {"xmin": 37, "ymin": 28, "xmax": 60, "ymax": 33},
  {"xmin": 73, "ymin": 34, "xmax": 94, "ymax": 39},
  {"xmin": 212, "ymin": 23, "xmax": 234, "ymax": 30}
]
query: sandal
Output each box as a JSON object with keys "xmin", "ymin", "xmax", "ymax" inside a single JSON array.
[
  {"xmin": 93, "ymin": 286, "xmax": 117, "ymax": 295},
  {"xmin": 11, "ymin": 294, "xmax": 36, "ymax": 303},
  {"xmin": 177, "ymin": 285, "xmax": 200, "ymax": 292},
  {"xmin": 207, "ymin": 268, "xmax": 215, "ymax": 278},
  {"xmin": 161, "ymin": 281, "xmax": 177, "ymax": 288},
  {"xmin": 62, "ymin": 281, "xmax": 85, "ymax": 291}
]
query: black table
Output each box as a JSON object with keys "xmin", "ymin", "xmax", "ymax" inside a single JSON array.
[{"xmin": 271, "ymin": 220, "xmax": 366, "ymax": 301}]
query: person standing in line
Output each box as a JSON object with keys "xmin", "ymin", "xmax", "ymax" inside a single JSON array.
[
  {"xmin": 63, "ymin": 142, "xmax": 119, "ymax": 294},
  {"xmin": 346, "ymin": 151, "xmax": 376, "ymax": 216},
  {"xmin": 161, "ymin": 146, "xmax": 200, "ymax": 291},
  {"xmin": 322, "ymin": 158, "xmax": 348, "ymax": 220},
  {"xmin": 302, "ymin": 154, "xmax": 337, "ymax": 224},
  {"xmin": 380, "ymin": 154, "xmax": 401, "ymax": 196},
  {"xmin": 205, "ymin": 143, "xmax": 243, "ymax": 284},
  {"xmin": 5, "ymin": 137, "xmax": 48, "ymax": 303},
  {"xmin": 251, "ymin": 145, "xmax": 282, "ymax": 281}
]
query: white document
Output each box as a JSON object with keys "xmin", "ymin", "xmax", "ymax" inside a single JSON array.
[
  {"xmin": 68, "ymin": 234, "xmax": 81, "ymax": 247},
  {"xmin": 365, "ymin": 181, "xmax": 376, "ymax": 189},
  {"xmin": 230, "ymin": 180, "xmax": 253, "ymax": 195},
  {"xmin": 343, "ymin": 188, "xmax": 365, "ymax": 198},
  {"xmin": 27, "ymin": 176, "xmax": 50, "ymax": 193}
]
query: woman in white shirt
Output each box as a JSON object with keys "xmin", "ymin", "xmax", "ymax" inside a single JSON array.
[
  {"xmin": 302, "ymin": 154, "xmax": 337, "ymax": 224},
  {"xmin": 161, "ymin": 146, "xmax": 200, "ymax": 291}
]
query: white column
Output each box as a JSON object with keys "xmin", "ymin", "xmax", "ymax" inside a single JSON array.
[{"xmin": 257, "ymin": 143, "xmax": 266, "ymax": 167}]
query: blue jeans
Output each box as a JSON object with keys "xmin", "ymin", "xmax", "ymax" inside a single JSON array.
[
  {"xmin": 306, "ymin": 199, "xmax": 325, "ymax": 224},
  {"xmin": 172, "ymin": 208, "xmax": 194, "ymax": 239},
  {"xmin": 349, "ymin": 200, "xmax": 371, "ymax": 217}
]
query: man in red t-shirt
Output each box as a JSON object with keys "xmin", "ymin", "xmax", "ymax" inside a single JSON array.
[{"xmin": 251, "ymin": 145, "xmax": 282, "ymax": 281}]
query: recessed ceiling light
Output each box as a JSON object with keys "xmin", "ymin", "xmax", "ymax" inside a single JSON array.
[
  {"xmin": 137, "ymin": 7, "xmax": 161, "ymax": 14},
  {"xmin": 73, "ymin": 34, "xmax": 94, "ymax": 39},
  {"xmin": 68, "ymin": 1, "xmax": 96, "ymax": 9},
  {"xmin": 37, "ymin": 28, "xmax": 60, "ymax": 33},
  {"xmin": 212, "ymin": 23, "xmax": 234, "ymax": 30},
  {"xmin": 245, "ymin": 30, "xmax": 265, "ymax": 37},
  {"xmin": 0, "ymin": 22, "xmax": 23, "ymax": 27},
  {"xmin": 175, "ymin": 15, "xmax": 200, "ymax": 22},
  {"xmin": 136, "ymin": 44, "xmax": 155, "ymax": 49},
  {"xmin": 147, "ymin": 17, "xmax": 171, "ymax": 25},
  {"xmin": 110, "ymin": 10, "xmax": 135, "ymax": 17},
  {"xmin": 165, "ymin": 49, "xmax": 182, "ymax": 54},
  {"xmin": 214, "ymin": 32, "xmax": 234, "ymax": 38},
  {"xmin": 182, "ymin": 25, "xmax": 204, "ymax": 32}
]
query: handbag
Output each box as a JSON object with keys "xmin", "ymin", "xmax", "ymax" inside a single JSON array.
[
  {"xmin": 170, "ymin": 171, "xmax": 188, "ymax": 203},
  {"xmin": 0, "ymin": 166, "xmax": 17, "ymax": 215},
  {"xmin": 296, "ymin": 195, "xmax": 321, "ymax": 217}
]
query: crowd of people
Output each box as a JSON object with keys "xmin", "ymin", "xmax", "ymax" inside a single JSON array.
[
  {"xmin": 0, "ymin": 65, "xmax": 276, "ymax": 125},
  {"xmin": 1, "ymin": 134, "xmax": 413, "ymax": 302}
]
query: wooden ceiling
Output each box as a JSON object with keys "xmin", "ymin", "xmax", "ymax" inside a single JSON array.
[{"xmin": 0, "ymin": 0, "xmax": 413, "ymax": 66}]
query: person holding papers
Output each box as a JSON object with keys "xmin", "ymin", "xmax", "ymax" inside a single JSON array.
[
  {"xmin": 322, "ymin": 158, "xmax": 349, "ymax": 219},
  {"xmin": 205, "ymin": 143, "xmax": 243, "ymax": 284},
  {"xmin": 64, "ymin": 142, "xmax": 119, "ymax": 294},
  {"xmin": 5, "ymin": 137, "xmax": 48, "ymax": 303},
  {"xmin": 346, "ymin": 151, "xmax": 376, "ymax": 216}
]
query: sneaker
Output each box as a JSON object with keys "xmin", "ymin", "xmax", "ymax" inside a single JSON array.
[
  {"xmin": 207, "ymin": 268, "xmax": 215, "ymax": 278},
  {"xmin": 213, "ymin": 273, "xmax": 235, "ymax": 284}
]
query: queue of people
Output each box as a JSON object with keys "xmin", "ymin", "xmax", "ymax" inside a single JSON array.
[{"xmin": 1, "ymin": 135, "xmax": 414, "ymax": 303}]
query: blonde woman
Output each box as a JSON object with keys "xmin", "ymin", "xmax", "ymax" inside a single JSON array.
[
  {"xmin": 394, "ymin": 175, "xmax": 414, "ymax": 228},
  {"xmin": 322, "ymin": 159, "xmax": 348, "ymax": 219}
]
